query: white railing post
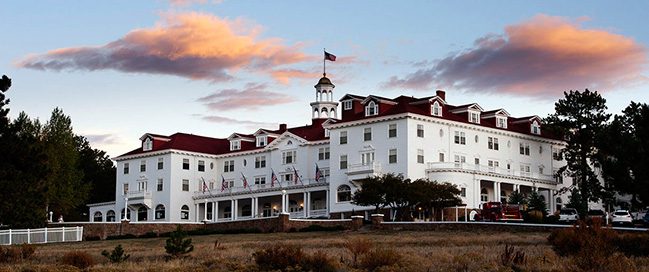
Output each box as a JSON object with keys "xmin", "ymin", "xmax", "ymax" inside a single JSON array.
[
  {"xmin": 44, "ymin": 227, "xmax": 48, "ymax": 244},
  {"xmin": 27, "ymin": 229, "xmax": 30, "ymax": 244},
  {"xmin": 62, "ymin": 227, "xmax": 65, "ymax": 242},
  {"xmin": 8, "ymin": 229, "xmax": 11, "ymax": 245},
  {"xmin": 76, "ymin": 226, "xmax": 80, "ymax": 241}
]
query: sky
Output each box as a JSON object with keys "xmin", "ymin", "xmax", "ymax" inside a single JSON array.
[{"xmin": 2, "ymin": 1, "xmax": 648, "ymax": 158}]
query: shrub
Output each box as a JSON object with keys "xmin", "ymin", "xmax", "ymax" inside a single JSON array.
[
  {"xmin": 343, "ymin": 237, "xmax": 373, "ymax": 267},
  {"xmin": 61, "ymin": 251, "xmax": 95, "ymax": 270},
  {"xmin": 499, "ymin": 244, "xmax": 526, "ymax": 267},
  {"xmin": 101, "ymin": 244, "xmax": 130, "ymax": 263},
  {"xmin": 547, "ymin": 221, "xmax": 617, "ymax": 257},
  {"xmin": 615, "ymin": 233, "xmax": 649, "ymax": 257},
  {"xmin": 165, "ymin": 226, "xmax": 194, "ymax": 259},
  {"xmin": 359, "ymin": 248, "xmax": 401, "ymax": 271},
  {"xmin": 0, "ymin": 244, "xmax": 36, "ymax": 263},
  {"xmin": 253, "ymin": 243, "xmax": 304, "ymax": 271},
  {"xmin": 302, "ymin": 250, "xmax": 338, "ymax": 272}
]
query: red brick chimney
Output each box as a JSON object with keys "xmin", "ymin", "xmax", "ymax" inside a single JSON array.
[
  {"xmin": 436, "ymin": 90, "xmax": 446, "ymax": 101},
  {"xmin": 279, "ymin": 123, "xmax": 287, "ymax": 132}
]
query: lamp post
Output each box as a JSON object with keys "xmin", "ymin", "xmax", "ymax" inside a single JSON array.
[
  {"xmin": 122, "ymin": 197, "xmax": 129, "ymax": 222},
  {"xmin": 281, "ymin": 190, "xmax": 287, "ymax": 214},
  {"xmin": 48, "ymin": 211, "xmax": 53, "ymax": 223}
]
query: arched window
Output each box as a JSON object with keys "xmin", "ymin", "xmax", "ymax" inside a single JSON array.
[
  {"xmin": 120, "ymin": 208, "xmax": 131, "ymax": 221},
  {"xmin": 337, "ymin": 185, "xmax": 352, "ymax": 202},
  {"xmin": 155, "ymin": 204, "xmax": 166, "ymax": 220},
  {"xmin": 106, "ymin": 210, "xmax": 116, "ymax": 222},
  {"xmin": 180, "ymin": 205, "xmax": 190, "ymax": 220},
  {"xmin": 365, "ymin": 101, "xmax": 378, "ymax": 116},
  {"xmin": 330, "ymin": 108, "xmax": 336, "ymax": 119},
  {"xmin": 321, "ymin": 108, "xmax": 329, "ymax": 118},
  {"xmin": 137, "ymin": 206, "xmax": 148, "ymax": 221},
  {"xmin": 480, "ymin": 188, "xmax": 488, "ymax": 202},
  {"xmin": 431, "ymin": 101, "xmax": 442, "ymax": 117},
  {"xmin": 93, "ymin": 211, "xmax": 103, "ymax": 222},
  {"xmin": 313, "ymin": 109, "xmax": 319, "ymax": 119},
  {"xmin": 531, "ymin": 121, "xmax": 541, "ymax": 135}
]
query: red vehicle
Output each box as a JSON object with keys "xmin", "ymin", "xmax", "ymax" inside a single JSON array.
[{"xmin": 476, "ymin": 202, "xmax": 523, "ymax": 222}]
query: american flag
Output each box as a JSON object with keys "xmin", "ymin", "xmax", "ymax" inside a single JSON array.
[
  {"xmin": 242, "ymin": 173, "xmax": 249, "ymax": 188},
  {"xmin": 271, "ymin": 169, "xmax": 278, "ymax": 188},
  {"xmin": 220, "ymin": 175, "xmax": 227, "ymax": 192},
  {"xmin": 293, "ymin": 166, "xmax": 300, "ymax": 185},
  {"xmin": 315, "ymin": 164, "xmax": 323, "ymax": 182}
]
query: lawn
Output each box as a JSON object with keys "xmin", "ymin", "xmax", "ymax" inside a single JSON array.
[{"xmin": 1, "ymin": 228, "xmax": 648, "ymax": 271}]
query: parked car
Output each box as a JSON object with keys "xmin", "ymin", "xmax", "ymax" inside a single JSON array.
[
  {"xmin": 558, "ymin": 208, "xmax": 579, "ymax": 223},
  {"xmin": 586, "ymin": 209, "xmax": 607, "ymax": 225},
  {"xmin": 611, "ymin": 210, "xmax": 633, "ymax": 226},
  {"xmin": 642, "ymin": 212, "xmax": 649, "ymax": 227}
]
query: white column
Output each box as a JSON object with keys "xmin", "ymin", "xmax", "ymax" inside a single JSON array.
[
  {"xmin": 493, "ymin": 182, "xmax": 498, "ymax": 202},
  {"xmin": 233, "ymin": 199, "xmax": 238, "ymax": 220},
  {"xmin": 213, "ymin": 201, "xmax": 218, "ymax": 222},
  {"xmin": 325, "ymin": 189, "xmax": 330, "ymax": 215},
  {"xmin": 306, "ymin": 192, "xmax": 311, "ymax": 218},
  {"xmin": 203, "ymin": 199, "xmax": 208, "ymax": 222},
  {"xmin": 122, "ymin": 197, "xmax": 129, "ymax": 221},
  {"xmin": 303, "ymin": 192, "xmax": 307, "ymax": 218}
]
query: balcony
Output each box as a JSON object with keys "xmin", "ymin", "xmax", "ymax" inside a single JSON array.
[
  {"xmin": 426, "ymin": 162, "xmax": 555, "ymax": 184},
  {"xmin": 126, "ymin": 190, "xmax": 152, "ymax": 209},
  {"xmin": 346, "ymin": 161, "xmax": 381, "ymax": 177},
  {"xmin": 193, "ymin": 178, "xmax": 329, "ymax": 199}
]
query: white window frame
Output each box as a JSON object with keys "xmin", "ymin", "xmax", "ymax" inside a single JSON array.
[
  {"xmin": 143, "ymin": 138, "xmax": 152, "ymax": 151},
  {"xmin": 340, "ymin": 155, "xmax": 348, "ymax": 169},
  {"xmin": 364, "ymin": 127, "xmax": 372, "ymax": 141},
  {"xmin": 198, "ymin": 160, "xmax": 205, "ymax": 172},
  {"xmin": 255, "ymin": 155, "xmax": 266, "ymax": 168},
  {"xmin": 388, "ymin": 149, "xmax": 397, "ymax": 164},
  {"xmin": 388, "ymin": 124, "xmax": 397, "ymax": 138},
  {"xmin": 343, "ymin": 100, "xmax": 352, "ymax": 110},
  {"xmin": 431, "ymin": 101, "xmax": 442, "ymax": 117},
  {"xmin": 417, "ymin": 124, "xmax": 424, "ymax": 138},
  {"xmin": 417, "ymin": 149, "xmax": 424, "ymax": 164},
  {"xmin": 531, "ymin": 121, "xmax": 541, "ymax": 135},
  {"xmin": 318, "ymin": 147, "xmax": 330, "ymax": 160},
  {"xmin": 339, "ymin": 131, "xmax": 347, "ymax": 144},
  {"xmin": 469, "ymin": 111, "xmax": 480, "ymax": 124},
  {"xmin": 230, "ymin": 140, "xmax": 241, "ymax": 151},
  {"xmin": 182, "ymin": 179, "xmax": 189, "ymax": 191},
  {"xmin": 496, "ymin": 117, "xmax": 507, "ymax": 128},
  {"xmin": 365, "ymin": 101, "xmax": 378, "ymax": 116},
  {"xmin": 282, "ymin": 150, "xmax": 296, "ymax": 164},
  {"xmin": 256, "ymin": 136, "xmax": 267, "ymax": 147},
  {"xmin": 224, "ymin": 160, "xmax": 235, "ymax": 172},
  {"xmin": 454, "ymin": 131, "xmax": 466, "ymax": 145},
  {"xmin": 157, "ymin": 178, "xmax": 163, "ymax": 191}
]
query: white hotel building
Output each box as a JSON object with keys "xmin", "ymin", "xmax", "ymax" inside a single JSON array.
[{"xmin": 88, "ymin": 76, "xmax": 572, "ymax": 222}]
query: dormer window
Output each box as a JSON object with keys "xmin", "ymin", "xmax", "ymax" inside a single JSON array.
[
  {"xmin": 256, "ymin": 136, "xmax": 267, "ymax": 147},
  {"xmin": 143, "ymin": 138, "xmax": 152, "ymax": 151},
  {"xmin": 496, "ymin": 116, "xmax": 508, "ymax": 128},
  {"xmin": 230, "ymin": 140, "xmax": 241, "ymax": 151},
  {"xmin": 324, "ymin": 129, "xmax": 330, "ymax": 137},
  {"xmin": 343, "ymin": 100, "xmax": 352, "ymax": 110},
  {"xmin": 531, "ymin": 121, "xmax": 541, "ymax": 135},
  {"xmin": 431, "ymin": 101, "xmax": 442, "ymax": 117},
  {"xmin": 365, "ymin": 101, "xmax": 378, "ymax": 116},
  {"xmin": 469, "ymin": 111, "xmax": 480, "ymax": 124}
]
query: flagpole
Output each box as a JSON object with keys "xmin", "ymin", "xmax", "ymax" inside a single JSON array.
[{"xmin": 323, "ymin": 48, "xmax": 326, "ymax": 76}]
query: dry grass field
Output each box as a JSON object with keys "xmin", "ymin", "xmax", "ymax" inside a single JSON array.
[{"xmin": 1, "ymin": 228, "xmax": 648, "ymax": 271}]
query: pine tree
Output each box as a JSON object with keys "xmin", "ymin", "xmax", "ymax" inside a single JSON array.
[{"xmin": 165, "ymin": 226, "xmax": 194, "ymax": 259}]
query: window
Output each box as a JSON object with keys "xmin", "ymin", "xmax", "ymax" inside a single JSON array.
[
  {"xmin": 256, "ymin": 136, "xmax": 267, "ymax": 147},
  {"xmin": 255, "ymin": 156, "xmax": 266, "ymax": 168},
  {"xmin": 460, "ymin": 188, "xmax": 466, "ymax": 197},
  {"xmin": 361, "ymin": 152, "xmax": 374, "ymax": 165},
  {"xmin": 531, "ymin": 121, "xmax": 541, "ymax": 135},
  {"xmin": 417, "ymin": 149, "xmax": 424, "ymax": 164},
  {"xmin": 143, "ymin": 138, "xmax": 152, "ymax": 151},
  {"xmin": 552, "ymin": 148, "xmax": 562, "ymax": 160},
  {"xmin": 254, "ymin": 176, "xmax": 266, "ymax": 185},
  {"xmin": 538, "ymin": 166, "xmax": 544, "ymax": 175},
  {"xmin": 137, "ymin": 206, "xmax": 147, "ymax": 221},
  {"xmin": 519, "ymin": 143, "xmax": 530, "ymax": 155},
  {"xmin": 180, "ymin": 205, "xmax": 189, "ymax": 220},
  {"xmin": 389, "ymin": 149, "xmax": 397, "ymax": 164},
  {"xmin": 325, "ymin": 129, "xmax": 330, "ymax": 137},
  {"xmin": 481, "ymin": 188, "xmax": 488, "ymax": 202},
  {"xmin": 106, "ymin": 210, "xmax": 116, "ymax": 222},
  {"xmin": 157, "ymin": 158, "xmax": 163, "ymax": 170},
  {"xmin": 123, "ymin": 163, "xmax": 129, "ymax": 174},
  {"xmin": 469, "ymin": 111, "xmax": 480, "ymax": 124},
  {"xmin": 343, "ymin": 100, "xmax": 352, "ymax": 110},
  {"xmin": 318, "ymin": 147, "xmax": 330, "ymax": 160},
  {"xmin": 439, "ymin": 153, "xmax": 445, "ymax": 162},
  {"xmin": 520, "ymin": 164, "xmax": 531, "ymax": 176},
  {"xmin": 224, "ymin": 160, "xmax": 234, "ymax": 172},
  {"xmin": 283, "ymin": 173, "xmax": 294, "ymax": 183},
  {"xmin": 155, "ymin": 205, "xmax": 165, "ymax": 219},
  {"xmin": 474, "ymin": 158, "xmax": 480, "ymax": 165},
  {"xmin": 431, "ymin": 102, "xmax": 442, "ymax": 116},
  {"xmin": 496, "ymin": 117, "xmax": 507, "ymax": 128},
  {"xmin": 488, "ymin": 160, "xmax": 499, "ymax": 169},
  {"xmin": 339, "ymin": 131, "xmax": 348, "ymax": 144},
  {"xmin": 337, "ymin": 185, "xmax": 352, "ymax": 202},
  {"xmin": 388, "ymin": 124, "xmax": 397, "ymax": 138},
  {"xmin": 365, "ymin": 101, "xmax": 378, "ymax": 116},
  {"xmin": 182, "ymin": 158, "xmax": 189, "ymax": 170},
  {"xmin": 138, "ymin": 180, "xmax": 147, "ymax": 191},
  {"xmin": 417, "ymin": 124, "xmax": 424, "ymax": 138},
  {"xmin": 140, "ymin": 160, "xmax": 146, "ymax": 172},
  {"xmin": 454, "ymin": 131, "xmax": 466, "ymax": 145},
  {"xmin": 157, "ymin": 178, "xmax": 163, "ymax": 191},
  {"xmin": 454, "ymin": 155, "xmax": 466, "ymax": 166},
  {"xmin": 123, "ymin": 183, "xmax": 128, "ymax": 195},
  {"xmin": 198, "ymin": 160, "xmax": 205, "ymax": 172},
  {"xmin": 364, "ymin": 127, "xmax": 372, "ymax": 141},
  {"xmin": 182, "ymin": 179, "xmax": 189, "ymax": 191},
  {"xmin": 93, "ymin": 212, "xmax": 103, "ymax": 222},
  {"xmin": 488, "ymin": 137, "xmax": 499, "ymax": 150},
  {"xmin": 340, "ymin": 155, "xmax": 348, "ymax": 169},
  {"xmin": 230, "ymin": 140, "xmax": 241, "ymax": 151},
  {"xmin": 282, "ymin": 150, "xmax": 296, "ymax": 164},
  {"xmin": 554, "ymin": 171, "xmax": 564, "ymax": 184}
]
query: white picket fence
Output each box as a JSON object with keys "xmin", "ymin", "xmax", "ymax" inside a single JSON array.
[{"xmin": 0, "ymin": 226, "xmax": 83, "ymax": 245}]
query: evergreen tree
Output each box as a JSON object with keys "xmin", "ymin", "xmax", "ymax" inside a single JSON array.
[
  {"xmin": 527, "ymin": 190, "xmax": 547, "ymax": 212},
  {"xmin": 566, "ymin": 187, "xmax": 588, "ymax": 216},
  {"xmin": 508, "ymin": 190, "xmax": 528, "ymax": 206},
  {"xmin": 545, "ymin": 89, "xmax": 610, "ymax": 203},
  {"xmin": 165, "ymin": 226, "xmax": 194, "ymax": 259}
]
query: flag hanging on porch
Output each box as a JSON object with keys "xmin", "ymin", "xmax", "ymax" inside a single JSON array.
[
  {"xmin": 202, "ymin": 179, "xmax": 208, "ymax": 193},
  {"xmin": 242, "ymin": 172, "xmax": 249, "ymax": 188},
  {"xmin": 271, "ymin": 169, "xmax": 278, "ymax": 187},
  {"xmin": 315, "ymin": 163, "xmax": 323, "ymax": 182},
  {"xmin": 292, "ymin": 166, "xmax": 300, "ymax": 185},
  {"xmin": 220, "ymin": 175, "xmax": 227, "ymax": 192}
]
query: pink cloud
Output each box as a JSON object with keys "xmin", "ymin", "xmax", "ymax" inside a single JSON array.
[
  {"xmin": 383, "ymin": 14, "xmax": 648, "ymax": 98},
  {"xmin": 17, "ymin": 12, "xmax": 309, "ymax": 82},
  {"xmin": 196, "ymin": 83, "xmax": 295, "ymax": 110},
  {"xmin": 198, "ymin": 114, "xmax": 276, "ymax": 130}
]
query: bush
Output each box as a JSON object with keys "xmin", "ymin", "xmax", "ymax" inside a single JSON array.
[
  {"xmin": 138, "ymin": 231, "xmax": 158, "ymax": 238},
  {"xmin": 165, "ymin": 226, "xmax": 194, "ymax": 259},
  {"xmin": 253, "ymin": 243, "xmax": 304, "ymax": 271},
  {"xmin": 615, "ymin": 233, "xmax": 649, "ymax": 257},
  {"xmin": 302, "ymin": 250, "xmax": 338, "ymax": 272},
  {"xmin": 343, "ymin": 237, "xmax": 373, "ymax": 267},
  {"xmin": 101, "ymin": 244, "xmax": 130, "ymax": 263},
  {"xmin": 0, "ymin": 244, "xmax": 36, "ymax": 263},
  {"xmin": 499, "ymin": 244, "xmax": 526, "ymax": 267},
  {"xmin": 359, "ymin": 248, "xmax": 401, "ymax": 271},
  {"xmin": 61, "ymin": 251, "xmax": 95, "ymax": 270}
]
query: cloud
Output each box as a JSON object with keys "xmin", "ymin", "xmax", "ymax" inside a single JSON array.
[
  {"xmin": 198, "ymin": 114, "xmax": 277, "ymax": 129},
  {"xmin": 382, "ymin": 14, "xmax": 648, "ymax": 98},
  {"xmin": 18, "ymin": 12, "xmax": 309, "ymax": 82},
  {"xmin": 84, "ymin": 133, "xmax": 121, "ymax": 145},
  {"xmin": 196, "ymin": 82, "xmax": 295, "ymax": 110},
  {"xmin": 270, "ymin": 69, "xmax": 322, "ymax": 84},
  {"xmin": 168, "ymin": 0, "xmax": 223, "ymax": 6}
]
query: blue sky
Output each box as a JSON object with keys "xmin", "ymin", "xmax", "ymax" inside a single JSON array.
[{"xmin": 2, "ymin": 1, "xmax": 648, "ymax": 157}]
